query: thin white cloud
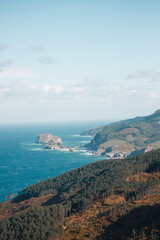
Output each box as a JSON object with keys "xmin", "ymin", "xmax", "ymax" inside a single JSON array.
[
  {"xmin": 1, "ymin": 78, "xmax": 160, "ymax": 123},
  {"xmin": 52, "ymin": 85, "xmax": 64, "ymax": 94},
  {"xmin": 127, "ymin": 70, "xmax": 160, "ymax": 82},
  {"xmin": 0, "ymin": 59, "xmax": 13, "ymax": 67},
  {"xmin": 38, "ymin": 56, "xmax": 55, "ymax": 65},
  {"xmin": 85, "ymin": 78, "xmax": 109, "ymax": 87},
  {"xmin": 128, "ymin": 89, "xmax": 138, "ymax": 93},
  {"xmin": 0, "ymin": 65, "xmax": 38, "ymax": 78},
  {"xmin": 1, "ymin": 79, "xmax": 159, "ymax": 111},
  {"xmin": 30, "ymin": 44, "xmax": 44, "ymax": 53},
  {"xmin": 148, "ymin": 90, "xmax": 159, "ymax": 99},
  {"xmin": 0, "ymin": 43, "xmax": 8, "ymax": 52},
  {"xmin": 69, "ymin": 86, "xmax": 84, "ymax": 94}
]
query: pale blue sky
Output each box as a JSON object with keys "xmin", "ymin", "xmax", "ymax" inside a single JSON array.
[{"xmin": 0, "ymin": 0, "xmax": 160, "ymax": 123}]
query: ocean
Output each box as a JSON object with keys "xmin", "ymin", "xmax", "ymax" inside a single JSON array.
[{"xmin": 0, "ymin": 121, "xmax": 110, "ymax": 202}]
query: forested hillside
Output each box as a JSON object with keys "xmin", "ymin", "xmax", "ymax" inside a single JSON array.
[
  {"xmin": 1, "ymin": 149, "xmax": 160, "ymax": 239},
  {"xmin": 0, "ymin": 205, "xmax": 64, "ymax": 240}
]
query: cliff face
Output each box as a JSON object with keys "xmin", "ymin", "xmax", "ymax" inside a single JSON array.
[
  {"xmin": 36, "ymin": 133, "xmax": 62, "ymax": 144},
  {"xmin": 36, "ymin": 133, "xmax": 64, "ymax": 150}
]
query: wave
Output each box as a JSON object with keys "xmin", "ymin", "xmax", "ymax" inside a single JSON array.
[
  {"xmin": 77, "ymin": 149, "xmax": 86, "ymax": 152},
  {"xmin": 70, "ymin": 134, "xmax": 80, "ymax": 137},
  {"xmin": 21, "ymin": 143, "xmax": 43, "ymax": 146},
  {"xmin": 0, "ymin": 188, "xmax": 5, "ymax": 191},
  {"xmin": 80, "ymin": 141, "xmax": 90, "ymax": 143},
  {"xmin": 80, "ymin": 152, "xmax": 93, "ymax": 156},
  {"xmin": 82, "ymin": 135, "xmax": 93, "ymax": 138},
  {"xmin": 11, "ymin": 172, "xmax": 19, "ymax": 175},
  {"xmin": 30, "ymin": 148, "xmax": 43, "ymax": 151},
  {"xmin": 59, "ymin": 148, "xmax": 70, "ymax": 152},
  {"xmin": 71, "ymin": 134, "xmax": 93, "ymax": 138}
]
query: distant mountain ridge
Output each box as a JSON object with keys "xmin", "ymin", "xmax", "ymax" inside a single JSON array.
[{"xmin": 85, "ymin": 109, "xmax": 160, "ymax": 158}]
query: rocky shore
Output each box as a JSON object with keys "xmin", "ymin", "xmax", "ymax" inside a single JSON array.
[{"xmin": 92, "ymin": 146, "xmax": 155, "ymax": 159}]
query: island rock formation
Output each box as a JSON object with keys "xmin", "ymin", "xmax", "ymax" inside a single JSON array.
[{"xmin": 36, "ymin": 133, "xmax": 65, "ymax": 150}]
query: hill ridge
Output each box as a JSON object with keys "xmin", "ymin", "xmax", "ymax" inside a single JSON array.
[{"xmin": 84, "ymin": 109, "xmax": 160, "ymax": 158}]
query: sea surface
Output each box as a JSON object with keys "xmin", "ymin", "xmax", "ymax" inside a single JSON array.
[{"xmin": 0, "ymin": 121, "xmax": 111, "ymax": 202}]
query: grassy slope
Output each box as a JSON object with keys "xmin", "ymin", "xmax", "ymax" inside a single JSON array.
[{"xmin": 86, "ymin": 110, "xmax": 160, "ymax": 156}]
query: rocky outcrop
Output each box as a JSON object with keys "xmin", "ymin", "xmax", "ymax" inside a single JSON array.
[
  {"xmin": 36, "ymin": 133, "xmax": 79, "ymax": 152},
  {"xmin": 93, "ymin": 145, "xmax": 156, "ymax": 159},
  {"xmin": 93, "ymin": 148, "xmax": 106, "ymax": 155},
  {"xmin": 36, "ymin": 133, "xmax": 65, "ymax": 150},
  {"xmin": 105, "ymin": 152, "xmax": 127, "ymax": 159},
  {"xmin": 36, "ymin": 133, "xmax": 62, "ymax": 145}
]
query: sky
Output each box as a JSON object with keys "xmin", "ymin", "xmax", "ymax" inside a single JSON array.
[{"xmin": 0, "ymin": 0, "xmax": 160, "ymax": 123}]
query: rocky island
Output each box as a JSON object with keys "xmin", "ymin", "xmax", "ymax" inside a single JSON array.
[
  {"xmin": 35, "ymin": 133, "xmax": 65, "ymax": 150},
  {"xmin": 36, "ymin": 133, "xmax": 76, "ymax": 152}
]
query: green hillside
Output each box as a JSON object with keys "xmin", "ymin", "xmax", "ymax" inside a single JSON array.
[{"xmin": 86, "ymin": 110, "xmax": 160, "ymax": 158}]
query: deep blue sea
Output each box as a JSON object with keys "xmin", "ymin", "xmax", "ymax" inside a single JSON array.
[{"xmin": 0, "ymin": 121, "xmax": 110, "ymax": 202}]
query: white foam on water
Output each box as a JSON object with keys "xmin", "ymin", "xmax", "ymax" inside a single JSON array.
[
  {"xmin": 81, "ymin": 135, "xmax": 93, "ymax": 138},
  {"xmin": 30, "ymin": 148, "xmax": 43, "ymax": 151},
  {"xmin": 80, "ymin": 152, "xmax": 93, "ymax": 156},
  {"xmin": 70, "ymin": 134, "xmax": 93, "ymax": 138},
  {"xmin": 70, "ymin": 134, "xmax": 80, "ymax": 137},
  {"xmin": 30, "ymin": 143, "xmax": 43, "ymax": 145},
  {"xmin": 59, "ymin": 148, "xmax": 70, "ymax": 152},
  {"xmin": 21, "ymin": 143, "xmax": 43, "ymax": 146},
  {"xmin": 77, "ymin": 149, "xmax": 87, "ymax": 152}
]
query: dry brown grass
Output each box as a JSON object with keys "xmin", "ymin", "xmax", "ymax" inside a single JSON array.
[
  {"xmin": 64, "ymin": 187, "xmax": 160, "ymax": 240},
  {"xmin": 102, "ymin": 194, "xmax": 125, "ymax": 205},
  {"xmin": 0, "ymin": 194, "xmax": 54, "ymax": 218},
  {"xmin": 126, "ymin": 172, "xmax": 156, "ymax": 182}
]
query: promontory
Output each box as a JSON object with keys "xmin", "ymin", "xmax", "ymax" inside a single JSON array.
[{"xmin": 83, "ymin": 109, "xmax": 160, "ymax": 159}]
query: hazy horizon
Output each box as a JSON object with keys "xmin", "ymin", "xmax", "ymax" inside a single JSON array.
[{"xmin": 0, "ymin": 0, "xmax": 160, "ymax": 123}]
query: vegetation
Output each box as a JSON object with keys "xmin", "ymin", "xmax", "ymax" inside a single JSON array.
[
  {"xmin": 85, "ymin": 109, "xmax": 160, "ymax": 157},
  {"xmin": 15, "ymin": 149, "xmax": 160, "ymax": 207},
  {"xmin": 1, "ymin": 148, "xmax": 160, "ymax": 239},
  {"xmin": 0, "ymin": 205, "xmax": 64, "ymax": 240}
]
